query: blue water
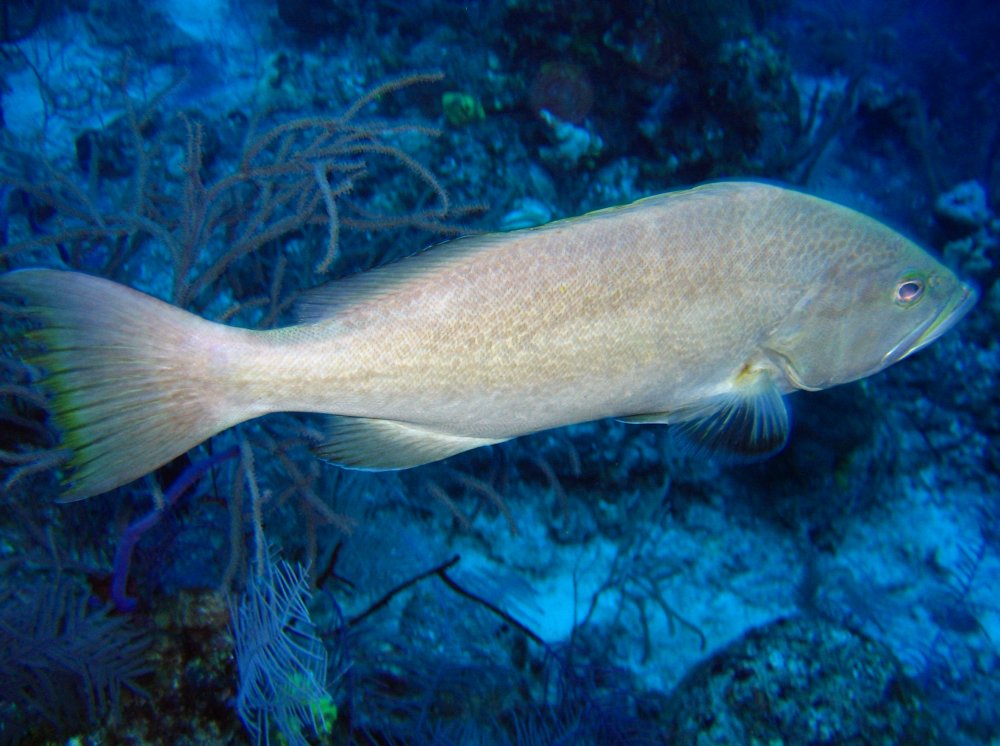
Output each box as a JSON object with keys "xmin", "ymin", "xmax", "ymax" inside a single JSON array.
[{"xmin": 0, "ymin": 1, "xmax": 997, "ymax": 743}]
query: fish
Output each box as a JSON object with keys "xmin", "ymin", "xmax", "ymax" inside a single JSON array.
[{"xmin": 0, "ymin": 181, "xmax": 977, "ymax": 500}]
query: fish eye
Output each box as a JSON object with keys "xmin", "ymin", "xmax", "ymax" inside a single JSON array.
[{"xmin": 895, "ymin": 278, "xmax": 923, "ymax": 304}]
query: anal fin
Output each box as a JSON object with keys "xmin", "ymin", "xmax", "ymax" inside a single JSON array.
[{"xmin": 314, "ymin": 415, "xmax": 504, "ymax": 470}]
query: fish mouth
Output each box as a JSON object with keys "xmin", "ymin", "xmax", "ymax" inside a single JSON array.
[{"xmin": 883, "ymin": 281, "xmax": 978, "ymax": 366}]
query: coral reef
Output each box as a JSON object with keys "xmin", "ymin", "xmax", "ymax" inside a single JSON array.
[{"xmin": 0, "ymin": 0, "xmax": 997, "ymax": 744}]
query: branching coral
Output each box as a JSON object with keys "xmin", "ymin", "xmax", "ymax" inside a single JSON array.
[
  {"xmin": 0, "ymin": 578, "xmax": 152, "ymax": 742},
  {"xmin": 1, "ymin": 67, "xmax": 479, "ymax": 316}
]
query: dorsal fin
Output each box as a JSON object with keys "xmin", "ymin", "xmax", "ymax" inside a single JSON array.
[
  {"xmin": 295, "ymin": 183, "xmax": 739, "ymax": 324},
  {"xmin": 296, "ymin": 233, "xmax": 512, "ymax": 324}
]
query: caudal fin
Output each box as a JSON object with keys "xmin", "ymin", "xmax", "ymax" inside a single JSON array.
[{"xmin": 2, "ymin": 269, "xmax": 244, "ymax": 500}]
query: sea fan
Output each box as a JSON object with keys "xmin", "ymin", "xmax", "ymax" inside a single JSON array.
[
  {"xmin": 0, "ymin": 577, "xmax": 151, "ymax": 743},
  {"xmin": 231, "ymin": 554, "xmax": 333, "ymax": 746}
]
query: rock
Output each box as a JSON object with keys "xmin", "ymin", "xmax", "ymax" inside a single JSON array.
[
  {"xmin": 935, "ymin": 180, "xmax": 991, "ymax": 230},
  {"xmin": 660, "ymin": 616, "xmax": 941, "ymax": 745}
]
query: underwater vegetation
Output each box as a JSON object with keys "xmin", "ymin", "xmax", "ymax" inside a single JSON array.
[
  {"xmin": 0, "ymin": 576, "xmax": 151, "ymax": 743},
  {"xmin": 0, "ymin": 0, "xmax": 998, "ymax": 744}
]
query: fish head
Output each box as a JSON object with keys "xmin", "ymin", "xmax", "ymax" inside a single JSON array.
[{"xmin": 764, "ymin": 203, "xmax": 977, "ymax": 392}]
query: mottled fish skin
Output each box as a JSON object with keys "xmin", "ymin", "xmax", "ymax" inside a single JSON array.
[
  {"xmin": 237, "ymin": 181, "xmax": 972, "ymax": 432},
  {"xmin": 0, "ymin": 181, "xmax": 977, "ymax": 498},
  {"xmin": 252, "ymin": 184, "xmax": 798, "ymax": 428}
]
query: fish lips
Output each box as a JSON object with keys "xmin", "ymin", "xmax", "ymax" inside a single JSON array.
[{"xmin": 882, "ymin": 281, "xmax": 978, "ymax": 366}]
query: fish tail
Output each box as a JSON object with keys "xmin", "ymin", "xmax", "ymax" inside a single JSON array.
[{"xmin": 2, "ymin": 269, "xmax": 248, "ymax": 500}]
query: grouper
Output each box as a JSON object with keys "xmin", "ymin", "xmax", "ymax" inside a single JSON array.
[{"xmin": 0, "ymin": 181, "xmax": 977, "ymax": 499}]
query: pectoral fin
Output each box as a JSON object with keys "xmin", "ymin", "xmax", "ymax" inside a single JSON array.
[
  {"xmin": 314, "ymin": 415, "xmax": 504, "ymax": 470},
  {"xmin": 620, "ymin": 371, "xmax": 789, "ymax": 460}
]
